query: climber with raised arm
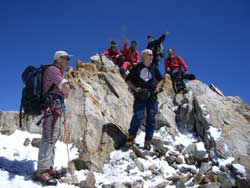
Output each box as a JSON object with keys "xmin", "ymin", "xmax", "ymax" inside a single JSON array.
[
  {"xmin": 125, "ymin": 49, "xmax": 164, "ymax": 150},
  {"xmin": 164, "ymin": 48, "xmax": 195, "ymax": 93},
  {"xmin": 146, "ymin": 32, "xmax": 169, "ymax": 67}
]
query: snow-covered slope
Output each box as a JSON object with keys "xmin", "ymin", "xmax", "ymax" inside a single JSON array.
[
  {"xmin": 1, "ymin": 126, "xmax": 242, "ymax": 188},
  {"xmin": 0, "ymin": 130, "xmax": 78, "ymax": 188}
]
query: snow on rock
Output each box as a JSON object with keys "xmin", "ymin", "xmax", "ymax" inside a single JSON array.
[
  {"xmin": 232, "ymin": 163, "xmax": 247, "ymax": 176},
  {"xmin": 195, "ymin": 142, "xmax": 206, "ymax": 152},
  {"xmin": 218, "ymin": 157, "xmax": 235, "ymax": 167},
  {"xmin": 208, "ymin": 126, "xmax": 222, "ymax": 141}
]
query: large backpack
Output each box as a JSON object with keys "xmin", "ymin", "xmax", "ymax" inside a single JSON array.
[{"xmin": 19, "ymin": 64, "xmax": 56, "ymax": 127}]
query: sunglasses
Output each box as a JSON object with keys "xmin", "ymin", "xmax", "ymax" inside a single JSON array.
[{"xmin": 60, "ymin": 56, "xmax": 70, "ymax": 61}]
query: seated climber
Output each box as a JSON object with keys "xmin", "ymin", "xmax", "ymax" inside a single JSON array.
[
  {"xmin": 103, "ymin": 40, "xmax": 124, "ymax": 66},
  {"xmin": 125, "ymin": 49, "xmax": 164, "ymax": 150},
  {"xmin": 120, "ymin": 39, "xmax": 140, "ymax": 78},
  {"xmin": 164, "ymin": 48, "xmax": 195, "ymax": 93}
]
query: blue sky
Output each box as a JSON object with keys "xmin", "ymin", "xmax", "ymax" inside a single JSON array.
[{"xmin": 0, "ymin": 0, "xmax": 249, "ymax": 110}]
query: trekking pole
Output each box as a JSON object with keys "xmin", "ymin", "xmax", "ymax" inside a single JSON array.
[{"xmin": 63, "ymin": 114, "xmax": 76, "ymax": 188}]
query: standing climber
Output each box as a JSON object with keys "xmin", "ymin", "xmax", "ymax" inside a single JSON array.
[
  {"xmin": 126, "ymin": 49, "xmax": 164, "ymax": 150},
  {"xmin": 146, "ymin": 32, "xmax": 169, "ymax": 67},
  {"xmin": 164, "ymin": 48, "xmax": 195, "ymax": 93},
  {"xmin": 103, "ymin": 41, "xmax": 124, "ymax": 66},
  {"xmin": 120, "ymin": 39, "xmax": 140, "ymax": 78},
  {"xmin": 33, "ymin": 51, "xmax": 71, "ymax": 184}
]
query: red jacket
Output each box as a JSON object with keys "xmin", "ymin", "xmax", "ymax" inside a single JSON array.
[
  {"xmin": 103, "ymin": 48, "xmax": 122, "ymax": 61},
  {"xmin": 164, "ymin": 56, "xmax": 188, "ymax": 72},
  {"xmin": 123, "ymin": 44, "xmax": 140, "ymax": 64}
]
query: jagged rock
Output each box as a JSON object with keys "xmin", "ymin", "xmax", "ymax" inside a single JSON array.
[
  {"xmin": 198, "ymin": 183, "xmax": 221, "ymax": 188},
  {"xmin": 125, "ymin": 164, "xmax": 134, "ymax": 173},
  {"xmin": 131, "ymin": 145, "xmax": 147, "ymax": 159},
  {"xmin": 102, "ymin": 180, "xmax": 144, "ymax": 188},
  {"xmin": 179, "ymin": 166, "xmax": 189, "ymax": 174},
  {"xmin": 198, "ymin": 162, "xmax": 212, "ymax": 175},
  {"xmin": 61, "ymin": 175, "xmax": 78, "ymax": 185},
  {"xmin": 129, "ymin": 151, "xmax": 137, "ymax": 161},
  {"xmin": 171, "ymin": 163, "xmax": 179, "ymax": 169},
  {"xmin": 194, "ymin": 142, "xmax": 209, "ymax": 162},
  {"xmin": 209, "ymin": 83, "xmax": 224, "ymax": 96},
  {"xmin": 176, "ymin": 144, "xmax": 185, "ymax": 153},
  {"xmin": 175, "ymin": 91, "xmax": 196, "ymax": 133},
  {"xmin": 217, "ymin": 171, "xmax": 235, "ymax": 188},
  {"xmin": 165, "ymin": 155, "xmax": 175, "ymax": 165},
  {"xmin": 182, "ymin": 143, "xmax": 196, "ymax": 155},
  {"xmin": 167, "ymin": 174, "xmax": 186, "ymax": 182},
  {"xmin": 156, "ymin": 75, "xmax": 176, "ymax": 132},
  {"xmin": 23, "ymin": 138, "xmax": 31, "ymax": 146},
  {"xmin": 151, "ymin": 138, "xmax": 168, "ymax": 156},
  {"xmin": 153, "ymin": 181, "xmax": 168, "ymax": 188},
  {"xmin": 134, "ymin": 158, "xmax": 144, "ymax": 172},
  {"xmin": 233, "ymin": 155, "xmax": 250, "ymax": 171},
  {"xmin": 175, "ymin": 180, "xmax": 186, "ymax": 188},
  {"xmin": 231, "ymin": 163, "xmax": 247, "ymax": 177},
  {"xmin": 79, "ymin": 171, "xmax": 96, "ymax": 188},
  {"xmin": 175, "ymin": 156, "xmax": 184, "ymax": 164},
  {"xmin": 187, "ymin": 80, "xmax": 250, "ymax": 159},
  {"xmin": 235, "ymin": 177, "xmax": 250, "ymax": 188},
  {"xmin": 31, "ymin": 138, "xmax": 41, "ymax": 148},
  {"xmin": 0, "ymin": 111, "xmax": 18, "ymax": 135},
  {"xmin": 190, "ymin": 168, "xmax": 197, "ymax": 175},
  {"xmin": 184, "ymin": 155, "xmax": 196, "ymax": 165}
]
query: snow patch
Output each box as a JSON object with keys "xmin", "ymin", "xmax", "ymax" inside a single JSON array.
[
  {"xmin": 208, "ymin": 126, "xmax": 222, "ymax": 140},
  {"xmin": 232, "ymin": 163, "xmax": 246, "ymax": 176},
  {"xmin": 218, "ymin": 157, "xmax": 234, "ymax": 167},
  {"xmin": 196, "ymin": 142, "xmax": 206, "ymax": 151}
]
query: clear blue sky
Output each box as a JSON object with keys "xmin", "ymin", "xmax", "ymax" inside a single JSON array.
[{"xmin": 0, "ymin": 0, "xmax": 249, "ymax": 111}]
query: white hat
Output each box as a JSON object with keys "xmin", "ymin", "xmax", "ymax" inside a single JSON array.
[{"xmin": 54, "ymin": 51, "xmax": 73, "ymax": 60}]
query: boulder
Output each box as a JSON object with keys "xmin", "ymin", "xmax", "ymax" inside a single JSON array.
[{"xmin": 0, "ymin": 111, "xmax": 18, "ymax": 135}]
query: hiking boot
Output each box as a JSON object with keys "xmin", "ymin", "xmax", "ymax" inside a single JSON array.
[
  {"xmin": 47, "ymin": 167, "xmax": 67, "ymax": 179},
  {"xmin": 144, "ymin": 140, "xmax": 152, "ymax": 150},
  {"xmin": 126, "ymin": 134, "xmax": 135, "ymax": 147},
  {"xmin": 32, "ymin": 170, "xmax": 57, "ymax": 186}
]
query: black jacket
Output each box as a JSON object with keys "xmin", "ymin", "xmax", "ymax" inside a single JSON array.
[{"xmin": 146, "ymin": 33, "xmax": 166, "ymax": 63}]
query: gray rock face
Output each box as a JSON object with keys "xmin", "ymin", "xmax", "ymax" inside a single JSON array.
[
  {"xmin": 188, "ymin": 80, "xmax": 250, "ymax": 158},
  {"xmin": 171, "ymin": 80, "xmax": 250, "ymax": 160}
]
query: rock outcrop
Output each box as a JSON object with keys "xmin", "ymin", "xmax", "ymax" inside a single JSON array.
[{"xmin": 1, "ymin": 54, "xmax": 250, "ymax": 187}]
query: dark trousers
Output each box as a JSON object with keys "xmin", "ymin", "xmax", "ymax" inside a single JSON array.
[
  {"xmin": 169, "ymin": 70, "xmax": 196, "ymax": 93},
  {"xmin": 128, "ymin": 98, "xmax": 158, "ymax": 141}
]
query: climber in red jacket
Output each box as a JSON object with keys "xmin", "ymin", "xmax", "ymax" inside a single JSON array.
[
  {"xmin": 103, "ymin": 41, "xmax": 124, "ymax": 66},
  {"xmin": 164, "ymin": 48, "xmax": 188, "ymax": 72},
  {"xmin": 164, "ymin": 48, "xmax": 195, "ymax": 93},
  {"xmin": 121, "ymin": 39, "xmax": 140, "ymax": 75}
]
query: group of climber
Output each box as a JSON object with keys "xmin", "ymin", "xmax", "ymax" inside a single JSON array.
[
  {"xmin": 21, "ymin": 32, "xmax": 195, "ymax": 185},
  {"xmin": 103, "ymin": 32, "xmax": 195, "ymax": 93},
  {"xmin": 103, "ymin": 39, "xmax": 140, "ymax": 78},
  {"xmin": 103, "ymin": 32, "xmax": 196, "ymax": 150}
]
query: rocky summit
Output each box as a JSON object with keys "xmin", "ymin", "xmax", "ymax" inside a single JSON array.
[{"xmin": 1, "ymin": 54, "xmax": 250, "ymax": 188}]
